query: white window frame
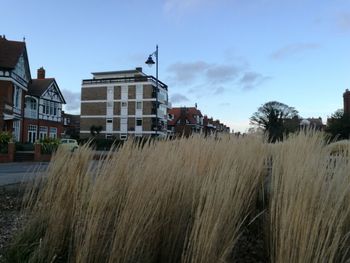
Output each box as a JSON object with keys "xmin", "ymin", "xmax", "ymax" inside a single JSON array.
[
  {"xmin": 28, "ymin": 125, "xmax": 37, "ymax": 143},
  {"xmin": 49, "ymin": 127, "xmax": 57, "ymax": 139},
  {"xmin": 39, "ymin": 126, "xmax": 48, "ymax": 140},
  {"xmin": 13, "ymin": 120, "xmax": 20, "ymax": 142}
]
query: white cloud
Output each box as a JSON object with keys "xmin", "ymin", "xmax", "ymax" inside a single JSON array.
[
  {"xmin": 167, "ymin": 59, "xmax": 269, "ymax": 93},
  {"xmin": 271, "ymin": 43, "xmax": 321, "ymax": 60},
  {"xmin": 239, "ymin": 72, "xmax": 270, "ymax": 90},
  {"xmin": 61, "ymin": 89, "xmax": 80, "ymax": 114},
  {"xmin": 167, "ymin": 61, "xmax": 210, "ymax": 84},
  {"xmin": 170, "ymin": 93, "xmax": 190, "ymax": 103},
  {"xmin": 206, "ymin": 65, "xmax": 240, "ymax": 83},
  {"xmin": 213, "ymin": 86, "xmax": 225, "ymax": 95}
]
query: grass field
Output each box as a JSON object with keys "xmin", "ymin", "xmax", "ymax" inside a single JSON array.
[{"xmin": 5, "ymin": 132, "xmax": 350, "ymax": 263}]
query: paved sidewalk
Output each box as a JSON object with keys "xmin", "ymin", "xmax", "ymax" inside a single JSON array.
[{"xmin": 0, "ymin": 162, "xmax": 48, "ymax": 186}]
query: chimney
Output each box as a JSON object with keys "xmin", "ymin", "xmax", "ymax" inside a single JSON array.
[
  {"xmin": 135, "ymin": 67, "xmax": 142, "ymax": 72},
  {"xmin": 180, "ymin": 107, "xmax": 187, "ymax": 125},
  {"xmin": 343, "ymin": 89, "xmax": 350, "ymax": 115},
  {"xmin": 37, "ymin": 67, "xmax": 45, "ymax": 79}
]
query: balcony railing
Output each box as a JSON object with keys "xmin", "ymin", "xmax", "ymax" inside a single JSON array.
[{"xmin": 82, "ymin": 75, "xmax": 168, "ymax": 90}]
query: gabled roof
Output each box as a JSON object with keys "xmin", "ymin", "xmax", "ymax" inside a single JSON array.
[
  {"xmin": 28, "ymin": 78, "xmax": 55, "ymax": 97},
  {"xmin": 168, "ymin": 107, "xmax": 202, "ymax": 125},
  {"xmin": 28, "ymin": 78, "xmax": 66, "ymax": 104},
  {"xmin": 0, "ymin": 37, "xmax": 25, "ymax": 69}
]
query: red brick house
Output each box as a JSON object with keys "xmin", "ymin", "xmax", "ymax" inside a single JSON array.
[
  {"xmin": 203, "ymin": 116, "xmax": 216, "ymax": 136},
  {"xmin": 168, "ymin": 105, "xmax": 231, "ymax": 137},
  {"xmin": 168, "ymin": 107, "xmax": 204, "ymax": 137},
  {"xmin": 0, "ymin": 36, "xmax": 31, "ymax": 141},
  {"xmin": 0, "ymin": 36, "xmax": 66, "ymax": 143},
  {"xmin": 24, "ymin": 67, "xmax": 66, "ymax": 142}
]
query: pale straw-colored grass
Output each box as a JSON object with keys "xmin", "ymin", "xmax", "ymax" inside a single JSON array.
[
  {"xmin": 9, "ymin": 132, "xmax": 350, "ymax": 263},
  {"xmin": 8, "ymin": 135, "xmax": 267, "ymax": 263},
  {"xmin": 269, "ymin": 132, "xmax": 350, "ymax": 263}
]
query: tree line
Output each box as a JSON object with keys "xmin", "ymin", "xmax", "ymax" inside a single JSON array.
[{"xmin": 250, "ymin": 101, "xmax": 350, "ymax": 142}]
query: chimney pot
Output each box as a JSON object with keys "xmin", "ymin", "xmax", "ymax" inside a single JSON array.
[{"xmin": 37, "ymin": 67, "xmax": 45, "ymax": 79}]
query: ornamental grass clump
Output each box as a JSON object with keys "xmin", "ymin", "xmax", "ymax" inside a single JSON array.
[
  {"xmin": 269, "ymin": 132, "xmax": 350, "ymax": 263},
  {"xmin": 7, "ymin": 135, "xmax": 268, "ymax": 263},
  {"xmin": 9, "ymin": 132, "xmax": 350, "ymax": 263}
]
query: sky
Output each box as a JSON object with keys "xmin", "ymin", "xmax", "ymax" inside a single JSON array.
[{"xmin": 1, "ymin": 0, "xmax": 350, "ymax": 132}]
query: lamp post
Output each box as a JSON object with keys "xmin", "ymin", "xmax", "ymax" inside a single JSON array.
[{"xmin": 145, "ymin": 45, "xmax": 159, "ymax": 137}]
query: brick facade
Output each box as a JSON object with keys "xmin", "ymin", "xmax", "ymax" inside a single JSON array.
[
  {"xmin": 81, "ymin": 87, "xmax": 107, "ymax": 100},
  {"xmin": 80, "ymin": 68, "xmax": 169, "ymax": 139},
  {"xmin": 0, "ymin": 38, "xmax": 66, "ymax": 144},
  {"xmin": 81, "ymin": 102, "xmax": 107, "ymax": 115},
  {"xmin": 128, "ymin": 85, "xmax": 136, "ymax": 99},
  {"xmin": 23, "ymin": 119, "xmax": 64, "ymax": 142}
]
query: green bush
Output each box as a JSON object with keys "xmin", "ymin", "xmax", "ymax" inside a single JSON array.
[
  {"xmin": 40, "ymin": 137, "xmax": 60, "ymax": 154},
  {"xmin": 0, "ymin": 131, "xmax": 12, "ymax": 153}
]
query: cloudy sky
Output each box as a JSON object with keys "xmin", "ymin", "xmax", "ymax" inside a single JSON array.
[{"xmin": 1, "ymin": 0, "xmax": 350, "ymax": 132}]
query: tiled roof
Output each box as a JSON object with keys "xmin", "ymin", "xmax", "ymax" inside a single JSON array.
[
  {"xmin": 168, "ymin": 107, "xmax": 202, "ymax": 125},
  {"xmin": 28, "ymin": 78, "xmax": 55, "ymax": 97},
  {"xmin": 0, "ymin": 37, "xmax": 25, "ymax": 69}
]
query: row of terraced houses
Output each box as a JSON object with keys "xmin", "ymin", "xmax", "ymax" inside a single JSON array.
[{"xmin": 0, "ymin": 36, "xmax": 230, "ymax": 143}]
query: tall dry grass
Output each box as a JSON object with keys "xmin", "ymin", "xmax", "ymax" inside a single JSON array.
[
  {"xmin": 269, "ymin": 132, "xmax": 350, "ymax": 262},
  {"xmin": 8, "ymin": 132, "xmax": 350, "ymax": 262},
  {"xmin": 7, "ymin": 135, "xmax": 267, "ymax": 263}
]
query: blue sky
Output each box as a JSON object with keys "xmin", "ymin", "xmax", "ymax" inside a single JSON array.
[{"xmin": 1, "ymin": 0, "xmax": 350, "ymax": 132}]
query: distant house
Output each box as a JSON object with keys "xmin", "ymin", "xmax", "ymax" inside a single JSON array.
[
  {"xmin": 0, "ymin": 36, "xmax": 31, "ymax": 141},
  {"xmin": 203, "ymin": 116, "xmax": 216, "ymax": 136},
  {"xmin": 299, "ymin": 117, "xmax": 324, "ymax": 130},
  {"xmin": 62, "ymin": 111, "xmax": 80, "ymax": 139},
  {"xmin": 168, "ymin": 106, "xmax": 231, "ymax": 137},
  {"xmin": 24, "ymin": 67, "xmax": 66, "ymax": 142},
  {"xmin": 168, "ymin": 107, "xmax": 203, "ymax": 137}
]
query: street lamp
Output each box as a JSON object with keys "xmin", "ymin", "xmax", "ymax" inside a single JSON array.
[{"xmin": 145, "ymin": 45, "xmax": 159, "ymax": 137}]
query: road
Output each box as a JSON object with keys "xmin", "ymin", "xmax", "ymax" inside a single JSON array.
[{"xmin": 0, "ymin": 162, "xmax": 49, "ymax": 186}]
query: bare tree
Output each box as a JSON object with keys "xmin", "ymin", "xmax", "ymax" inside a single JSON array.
[{"xmin": 250, "ymin": 101, "xmax": 299, "ymax": 142}]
